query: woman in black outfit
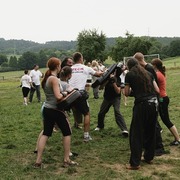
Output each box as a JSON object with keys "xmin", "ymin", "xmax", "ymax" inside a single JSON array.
[{"xmin": 124, "ymin": 58, "xmax": 159, "ymax": 170}]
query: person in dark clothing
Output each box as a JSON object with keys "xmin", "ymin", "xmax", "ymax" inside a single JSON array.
[
  {"xmin": 125, "ymin": 57, "xmax": 159, "ymax": 170},
  {"xmin": 134, "ymin": 52, "xmax": 166, "ymax": 156},
  {"xmin": 94, "ymin": 67, "xmax": 129, "ymax": 137}
]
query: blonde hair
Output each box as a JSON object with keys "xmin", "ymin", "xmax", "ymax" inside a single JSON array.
[{"xmin": 91, "ymin": 60, "xmax": 98, "ymax": 67}]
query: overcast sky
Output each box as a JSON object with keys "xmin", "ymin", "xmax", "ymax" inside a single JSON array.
[{"xmin": 1, "ymin": 0, "xmax": 180, "ymax": 43}]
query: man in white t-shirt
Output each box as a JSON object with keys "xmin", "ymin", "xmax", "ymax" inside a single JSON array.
[
  {"xmin": 29, "ymin": 64, "xmax": 44, "ymax": 103},
  {"xmin": 69, "ymin": 52, "xmax": 103, "ymax": 142}
]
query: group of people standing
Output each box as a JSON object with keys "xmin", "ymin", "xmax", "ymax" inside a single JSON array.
[
  {"xmin": 125, "ymin": 52, "xmax": 180, "ymax": 170},
  {"xmin": 20, "ymin": 51, "xmax": 179, "ymax": 170},
  {"xmin": 32, "ymin": 52, "xmax": 104, "ymax": 168}
]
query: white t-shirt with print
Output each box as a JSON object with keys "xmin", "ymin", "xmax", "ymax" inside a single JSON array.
[
  {"xmin": 69, "ymin": 64, "xmax": 96, "ymax": 90},
  {"xmin": 29, "ymin": 69, "xmax": 42, "ymax": 85}
]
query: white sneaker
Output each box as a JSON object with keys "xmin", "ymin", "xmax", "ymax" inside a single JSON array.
[
  {"xmin": 84, "ymin": 135, "xmax": 93, "ymax": 142},
  {"xmin": 94, "ymin": 127, "xmax": 100, "ymax": 131},
  {"xmin": 122, "ymin": 130, "xmax": 129, "ymax": 137}
]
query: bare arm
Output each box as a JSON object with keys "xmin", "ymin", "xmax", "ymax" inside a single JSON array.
[
  {"xmin": 112, "ymin": 82, "xmax": 121, "ymax": 94},
  {"xmin": 94, "ymin": 71, "xmax": 104, "ymax": 77},
  {"xmin": 124, "ymin": 84, "xmax": 131, "ymax": 97},
  {"xmin": 153, "ymin": 80, "xmax": 160, "ymax": 94},
  {"xmin": 49, "ymin": 77, "xmax": 63, "ymax": 101}
]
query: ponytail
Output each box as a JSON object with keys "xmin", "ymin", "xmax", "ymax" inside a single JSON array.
[
  {"xmin": 41, "ymin": 57, "xmax": 61, "ymax": 89},
  {"xmin": 41, "ymin": 69, "xmax": 51, "ymax": 89},
  {"xmin": 151, "ymin": 58, "xmax": 166, "ymax": 76}
]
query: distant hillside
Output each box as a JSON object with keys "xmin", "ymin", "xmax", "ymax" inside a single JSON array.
[
  {"xmin": 155, "ymin": 36, "xmax": 180, "ymax": 46},
  {"xmin": 0, "ymin": 36, "xmax": 180, "ymax": 55},
  {"xmin": 0, "ymin": 38, "xmax": 77, "ymax": 54}
]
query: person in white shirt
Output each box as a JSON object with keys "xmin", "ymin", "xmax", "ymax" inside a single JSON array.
[
  {"xmin": 69, "ymin": 52, "xmax": 103, "ymax": 142},
  {"xmin": 91, "ymin": 60, "xmax": 100, "ymax": 99},
  {"xmin": 29, "ymin": 64, "xmax": 44, "ymax": 103},
  {"xmin": 20, "ymin": 70, "xmax": 32, "ymax": 105},
  {"xmin": 120, "ymin": 66, "xmax": 128, "ymax": 106},
  {"xmin": 98, "ymin": 60, "xmax": 106, "ymax": 72}
]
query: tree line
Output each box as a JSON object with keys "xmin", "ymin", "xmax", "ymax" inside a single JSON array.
[{"xmin": 0, "ymin": 29, "xmax": 180, "ymax": 72}]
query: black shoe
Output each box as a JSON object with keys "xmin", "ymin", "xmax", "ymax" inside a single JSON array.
[
  {"xmin": 169, "ymin": 140, "xmax": 180, "ymax": 146},
  {"xmin": 155, "ymin": 149, "xmax": 169, "ymax": 156}
]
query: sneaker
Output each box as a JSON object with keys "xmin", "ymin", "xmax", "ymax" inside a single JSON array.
[
  {"xmin": 94, "ymin": 127, "xmax": 100, "ymax": 131},
  {"xmin": 84, "ymin": 135, "xmax": 93, "ymax": 142},
  {"xmin": 155, "ymin": 149, "xmax": 169, "ymax": 156},
  {"xmin": 69, "ymin": 152, "xmax": 78, "ymax": 157},
  {"xmin": 170, "ymin": 140, "xmax": 180, "ymax": 146},
  {"xmin": 62, "ymin": 160, "xmax": 79, "ymax": 168},
  {"xmin": 122, "ymin": 130, "xmax": 129, "ymax": 137}
]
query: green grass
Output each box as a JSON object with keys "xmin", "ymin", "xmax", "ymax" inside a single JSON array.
[{"xmin": 0, "ymin": 59, "xmax": 180, "ymax": 179}]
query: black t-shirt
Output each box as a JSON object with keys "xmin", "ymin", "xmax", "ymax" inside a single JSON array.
[
  {"xmin": 145, "ymin": 63, "xmax": 158, "ymax": 84},
  {"xmin": 125, "ymin": 71, "xmax": 156, "ymax": 102},
  {"xmin": 104, "ymin": 77, "xmax": 121, "ymax": 100}
]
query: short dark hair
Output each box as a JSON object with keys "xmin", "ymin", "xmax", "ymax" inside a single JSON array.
[
  {"xmin": 24, "ymin": 70, "xmax": 28, "ymax": 74},
  {"xmin": 73, "ymin": 52, "xmax": 82, "ymax": 63},
  {"xmin": 33, "ymin": 64, "xmax": 38, "ymax": 68}
]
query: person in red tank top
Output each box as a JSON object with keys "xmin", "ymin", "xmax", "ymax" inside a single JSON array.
[{"xmin": 151, "ymin": 58, "xmax": 180, "ymax": 146}]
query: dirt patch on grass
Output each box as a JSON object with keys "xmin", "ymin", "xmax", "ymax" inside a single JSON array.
[{"xmin": 103, "ymin": 147, "xmax": 180, "ymax": 179}]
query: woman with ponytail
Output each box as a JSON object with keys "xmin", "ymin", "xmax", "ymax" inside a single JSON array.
[
  {"xmin": 34, "ymin": 57, "xmax": 78, "ymax": 168},
  {"xmin": 151, "ymin": 58, "xmax": 180, "ymax": 146}
]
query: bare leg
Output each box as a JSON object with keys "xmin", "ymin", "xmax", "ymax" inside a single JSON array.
[
  {"xmin": 24, "ymin": 97, "xmax": 27, "ymax": 105},
  {"xmin": 35, "ymin": 135, "xmax": 48, "ymax": 164},
  {"xmin": 63, "ymin": 136, "xmax": 71, "ymax": 162},
  {"xmin": 84, "ymin": 113, "xmax": 90, "ymax": 132},
  {"xmin": 34, "ymin": 130, "xmax": 43, "ymax": 152},
  {"xmin": 169, "ymin": 125, "xmax": 180, "ymax": 141}
]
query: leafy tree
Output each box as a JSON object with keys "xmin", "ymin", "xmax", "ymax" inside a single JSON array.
[
  {"xmin": 161, "ymin": 45, "xmax": 170, "ymax": 58},
  {"xmin": 149, "ymin": 38, "xmax": 162, "ymax": 55},
  {"xmin": 9, "ymin": 56, "xmax": 18, "ymax": 68},
  {"xmin": 38, "ymin": 50, "xmax": 48, "ymax": 68},
  {"xmin": 77, "ymin": 29, "xmax": 106, "ymax": 62},
  {"xmin": 18, "ymin": 51, "xmax": 39, "ymax": 70},
  {"xmin": 1, "ymin": 62, "xmax": 8, "ymax": 67},
  {"xmin": 0, "ymin": 54, "xmax": 8, "ymax": 65},
  {"xmin": 168, "ymin": 40, "xmax": 180, "ymax": 57},
  {"xmin": 48, "ymin": 52, "xmax": 58, "ymax": 59},
  {"xmin": 111, "ymin": 33, "xmax": 152, "ymax": 62}
]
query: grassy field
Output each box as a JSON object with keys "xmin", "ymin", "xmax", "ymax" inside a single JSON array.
[{"xmin": 0, "ymin": 59, "xmax": 180, "ymax": 179}]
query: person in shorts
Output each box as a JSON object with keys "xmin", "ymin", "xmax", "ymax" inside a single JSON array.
[{"xmin": 69, "ymin": 52, "xmax": 103, "ymax": 142}]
